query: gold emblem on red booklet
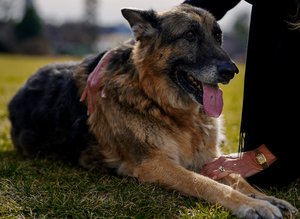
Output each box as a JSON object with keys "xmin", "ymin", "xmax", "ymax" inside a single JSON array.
[{"xmin": 255, "ymin": 150, "xmax": 269, "ymax": 169}]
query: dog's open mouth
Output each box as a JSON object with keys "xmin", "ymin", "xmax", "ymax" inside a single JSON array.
[{"xmin": 175, "ymin": 71, "xmax": 223, "ymax": 118}]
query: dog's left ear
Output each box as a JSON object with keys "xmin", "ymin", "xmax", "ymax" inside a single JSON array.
[{"xmin": 121, "ymin": 8, "xmax": 159, "ymax": 41}]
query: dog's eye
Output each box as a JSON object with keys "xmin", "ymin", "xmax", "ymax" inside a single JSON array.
[{"xmin": 184, "ymin": 31, "xmax": 196, "ymax": 41}]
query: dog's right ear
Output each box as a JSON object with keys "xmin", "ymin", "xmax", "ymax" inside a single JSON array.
[{"xmin": 121, "ymin": 8, "xmax": 159, "ymax": 41}]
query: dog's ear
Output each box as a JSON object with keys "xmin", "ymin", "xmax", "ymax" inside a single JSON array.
[{"xmin": 121, "ymin": 8, "xmax": 159, "ymax": 41}]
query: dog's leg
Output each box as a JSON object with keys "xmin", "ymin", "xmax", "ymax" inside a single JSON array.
[
  {"xmin": 220, "ymin": 174, "xmax": 298, "ymax": 218},
  {"xmin": 133, "ymin": 154, "xmax": 283, "ymax": 219}
]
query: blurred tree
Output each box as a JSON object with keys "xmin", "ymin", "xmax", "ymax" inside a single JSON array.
[
  {"xmin": 81, "ymin": 0, "xmax": 100, "ymax": 55},
  {"xmin": 232, "ymin": 12, "xmax": 250, "ymax": 45},
  {"xmin": 85, "ymin": 0, "xmax": 98, "ymax": 25},
  {"xmin": 15, "ymin": 0, "xmax": 42, "ymax": 40},
  {"xmin": 13, "ymin": 0, "xmax": 51, "ymax": 55},
  {"xmin": 223, "ymin": 11, "xmax": 250, "ymax": 62}
]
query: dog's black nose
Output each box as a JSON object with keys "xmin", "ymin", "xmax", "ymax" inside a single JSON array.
[{"xmin": 217, "ymin": 61, "xmax": 239, "ymax": 83}]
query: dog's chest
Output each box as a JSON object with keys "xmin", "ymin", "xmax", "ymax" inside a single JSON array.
[{"xmin": 164, "ymin": 116, "xmax": 222, "ymax": 171}]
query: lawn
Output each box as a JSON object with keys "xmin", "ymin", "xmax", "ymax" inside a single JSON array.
[{"xmin": 0, "ymin": 54, "xmax": 299, "ymax": 218}]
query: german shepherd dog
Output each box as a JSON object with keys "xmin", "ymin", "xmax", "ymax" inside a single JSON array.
[{"xmin": 8, "ymin": 4, "xmax": 298, "ymax": 218}]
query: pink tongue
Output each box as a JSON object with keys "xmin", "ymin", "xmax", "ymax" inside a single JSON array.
[{"xmin": 203, "ymin": 84, "xmax": 223, "ymax": 118}]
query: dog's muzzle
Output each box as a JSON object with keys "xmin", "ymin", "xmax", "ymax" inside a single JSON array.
[{"xmin": 217, "ymin": 60, "xmax": 239, "ymax": 84}]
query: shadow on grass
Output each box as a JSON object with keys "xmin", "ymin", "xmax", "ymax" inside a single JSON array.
[{"xmin": 1, "ymin": 150, "xmax": 298, "ymax": 218}]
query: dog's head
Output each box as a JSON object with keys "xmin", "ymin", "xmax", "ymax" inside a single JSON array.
[{"xmin": 122, "ymin": 4, "xmax": 238, "ymax": 118}]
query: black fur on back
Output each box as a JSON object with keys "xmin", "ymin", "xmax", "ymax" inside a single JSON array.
[{"xmin": 8, "ymin": 53, "xmax": 105, "ymax": 163}]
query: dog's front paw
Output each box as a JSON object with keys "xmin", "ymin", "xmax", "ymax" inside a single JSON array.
[
  {"xmin": 235, "ymin": 199, "xmax": 283, "ymax": 219},
  {"xmin": 258, "ymin": 196, "xmax": 298, "ymax": 219}
]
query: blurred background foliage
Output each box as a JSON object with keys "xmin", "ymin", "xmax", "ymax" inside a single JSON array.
[{"xmin": 0, "ymin": 0, "xmax": 250, "ymax": 59}]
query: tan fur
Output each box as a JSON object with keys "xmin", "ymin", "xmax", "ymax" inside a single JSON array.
[{"xmin": 75, "ymin": 4, "xmax": 297, "ymax": 218}]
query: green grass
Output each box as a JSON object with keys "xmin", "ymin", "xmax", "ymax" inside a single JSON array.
[{"xmin": 0, "ymin": 54, "xmax": 299, "ymax": 218}]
